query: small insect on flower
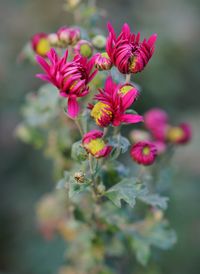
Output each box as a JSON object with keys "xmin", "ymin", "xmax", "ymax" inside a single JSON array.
[
  {"xmin": 57, "ymin": 26, "xmax": 81, "ymax": 47},
  {"xmin": 36, "ymin": 48, "xmax": 97, "ymax": 118},
  {"xmin": 31, "ymin": 33, "xmax": 51, "ymax": 57},
  {"xmin": 90, "ymin": 76, "xmax": 143, "ymax": 127},
  {"xmin": 130, "ymin": 141, "xmax": 157, "ymax": 165},
  {"xmin": 106, "ymin": 22, "xmax": 157, "ymax": 74},
  {"xmin": 74, "ymin": 40, "xmax": 93, "ymax": 58},
  {"xmin": 167, "ymin": 123, "xmax": 191, "ymax": 144},
  {"xmin": 82, "ymin": 130, "xmax": 112, "ymax": 158}
]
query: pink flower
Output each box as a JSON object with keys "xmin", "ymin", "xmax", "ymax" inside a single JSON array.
[
  {"xmin": 94, "ymin": 52, "xmax": 112, "ymax": 71},
  {"xmin": 36, "ymin": 48, "xmax": 97, "ymax": 118},
  {"xmin": 31, "ymin": 33, "xmax": 50, "ymax": 56},
  {"xmin": 89, "ymin": 76, "xmax": 143, "ymax": 127},
  {"xmin": 144, "ymin": 108, "xmax": 169, "ymax": 141},
  {"xmin": 130, "ymin": 141, "xmax": 157, "ymax": 165},
  {"xmin": 57, "ymin": 26, "xmax": 81, "ymax": 46},
  {"xmin": 73, "ymin": 39, "xmax": 93, "ymax": 58},
  {"xmin": 167, "ymin": 123, "xmax": 192, "ymax": 144},
  {"xmin": 82, "ymin": 130, "xmax": 112, "ymax": 158},
  {"xmin": 106, "ymin": 22, "xmax": 157, "ymax": 74}
]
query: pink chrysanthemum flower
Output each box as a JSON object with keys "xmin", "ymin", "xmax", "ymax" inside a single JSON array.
[
  {"xmin": 144, "ymin": 108, "xmax": 169, "ymax": 142},
  {"xmin": 167, "ymin": 123, "xmax": 192, "ymax": 144},
  {"xmin": 82, "ymin": 130, "xmax": 112, "ymax": 158},
  {"xmin": 36, "ymin": 48, "xmax": 97, "ymax": 118},
  {"xmin": 57, "ymin": 26, "xmax": 81, "ymax": 46},
  {"xmin": 130, "ymin": 141, "xmax": 157, "ymax": 165},
  {"xmin": 31, "ymin": 33, "xmax": 51, "ymax": 57},
  {"xmin": 106, "ymin": 22, "xmax": 157, "ymax": 74},
  {"xmin": 89, "ymin": 76, "xmax": 143, "ymax": 127},
  {"xmin": 73, "ymin": 40, "xmax": 93, "ymax": 58}
]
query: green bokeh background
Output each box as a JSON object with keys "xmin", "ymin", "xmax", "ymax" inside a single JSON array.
[{"xmin": 0, "ymin": 0, "xmax": 200, "ymax": 273}]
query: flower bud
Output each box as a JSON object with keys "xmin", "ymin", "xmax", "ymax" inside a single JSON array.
[
  {"xmin": 95, "ymin": 52, "xmax": 112, "ymax": 71},
  {"xmin": 57, "ymin": 26, "xmax": 81, "ymax": 46},
  {"xmin": 130, "ymin": 129, "xmax": 151, "ymax": 143},
  {"xmin": 74, "ymin": 40, "xmax": 93, "ymax": 58},
  {"xmin": 82, "ymin": 130, "xmax": 112, "ymax": 158},
  {"xmin": 74, "ymin": 171, "xmax": 85, "ymax": 183},
  {"xmin": 92, "ymin": 34, "xmax": 107, "ymax": 49},
  {"xmin": 48, "ymin": 33, "xmax": 59, "ymax": 47},
  {"xmin": 31, "ymin": 33, "xmax": 50, "ymax": 56}
]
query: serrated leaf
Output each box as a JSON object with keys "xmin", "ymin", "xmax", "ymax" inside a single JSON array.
[
  {"xmin": 109, "ymin": 135, "xmax": 130, "ymax": 160},
  {"xmin": 139, "ymin": 194, "xmax": 169, "ymax": 210},
  {"xmin": 71, "ymin": 140, "xmax": 88, "ymax": 162},
  {"xmin": 105, "ymin": 178, "xmax": 147, "ymax": 208}
]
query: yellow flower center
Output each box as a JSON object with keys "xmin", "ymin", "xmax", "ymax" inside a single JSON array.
[
  {"xmin": 86, "ymin": 138, "xmax": 105, "ymax": 155},
  {"xmin": 119, "ymin": 85, "xmax": 133, "ymax": 95},
  {"xmin": 143, "ymin": 146, "xmax": 150, "ymax": 156},
  {"xmin": 36, "ymin": 38, "xmax": 50, "ymax": 56},
  {"xmin": 101, "ymin": 52, "xmax": 109, "ymax": 58},
  {"xmin": 167, "ymin": 127, "xmax": 184, "ymax": 142},
  {"xmin": 129, "ymin": 56, "xmax": 137, "ymax": 72},
  {"xmin": 91, "ymin": 102, "xmax": 112, "ymax": 126}
]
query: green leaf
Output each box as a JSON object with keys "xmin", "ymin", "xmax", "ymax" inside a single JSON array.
[
  {"xmin": 139, "ymin": 194, "xmax": 169, "ymax": 210},
  {"xmin": 109, "ymin": 135, "xmax": 130, "ymax": 160},
  {"xmin": 105, "ymin": 178, "xmax": 147, "ymax": 208},
  {"xmin": 71, "ymin": 140, "xmax": 88, "ymax": 162},
  {"xmin": 132, "ymin": 238, "xmax": 150, "ymax": 266}
]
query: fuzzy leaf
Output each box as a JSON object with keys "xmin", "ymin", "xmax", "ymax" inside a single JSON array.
[
  {"xmin": 109, "ymin": 135, "xmax": 130, "ymax": 160},
  {"xmin": 139, "ymin": 194, "xmax": 169, "ymax": 210},
  {"xmin": 71, "ymin": 140, "xmax": 88, "ymax": 162},
  {"xmin": 105, "ymin": 178, "xmax": 147, "ymax": 208}
]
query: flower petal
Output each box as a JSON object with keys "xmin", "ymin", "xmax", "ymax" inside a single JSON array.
[{"xmin": 67, "ymin": 96, "xmax": 80, "ymax": 118}]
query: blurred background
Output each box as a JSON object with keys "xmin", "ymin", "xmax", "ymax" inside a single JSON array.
[{"xmin": 0, "ymin": 0, "xmax": 200, "ymax": 273}]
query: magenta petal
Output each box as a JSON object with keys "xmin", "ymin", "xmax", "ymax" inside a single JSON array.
[
  {"xmin": 121, "ymin": 114, "xmax": 143, "ymax": 124},
  {"xmin": 67, "ymin": 96, "xmax": 79, "ymax": 118}
]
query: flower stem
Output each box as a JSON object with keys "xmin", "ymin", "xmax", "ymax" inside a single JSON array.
[
  {"xmin": 125, "ymin": 74, "xmax": 131, "ymax": 83},
  {"xmin": 74, "ymin": 118, "xmax": 84, "ymax": 136}
]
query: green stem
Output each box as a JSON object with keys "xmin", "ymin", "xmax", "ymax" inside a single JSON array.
[
  {"xmin": 125, "ymin": 74, "xmax": 131, "ymax": 83},
  {"xmin": 74, "ymin": 118, "xmax": 84, "ymax": 136}
]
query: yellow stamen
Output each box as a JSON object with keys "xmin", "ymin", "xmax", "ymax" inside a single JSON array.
[
  {"xmin": 167, "ymin": 127, "xmax": 184, "ymax": 142},
  {"xmin": 36, "ymin": 38, "xmax": 50, "ymax": 56},
  {"xmin": 129, "ymin": 56, "xmax": 137, "ymax": 72},
  {"xmin": 143, "ymin": 146, "xmax": 150, "ymax": 156},
  {"xmin": 119, "ymin": 85, "xmax": 133, "ymax": 95},
  {"xmin": 91, "ymin": 102, "xmax": 112, "ymax": 126},
  {"xmin": 86, "ymin": 138, "xmax": 105, "ymax": 156}
]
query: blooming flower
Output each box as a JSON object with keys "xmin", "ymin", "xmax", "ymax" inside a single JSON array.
[
  {"xmin": 94, "ymin": 52, "xmax": 112, "ymax": 71},
  {"xmin": 57, "ymin": 26, "xmax": 81, "ymax": 46},
  {"xmin": 82, "ymin": 130, "xmax": 112, "ymax": 158},
  {"xmin": 144, "ymin": 108, "xmax": 169, "ymax": 141},
  {"xmin": 167, "ymin": 123, "xmax": 191, "ymax": 144},
  {"xmin": 130, "ymin": 141, "xmax": 157, "ymax": 165},
  {"xmin": 90, "ymin": 76, "xmax": 143, "ymax": 127},
  {"xmin": 31, "ymin": 33, "xmax": 51, "ymax": 56},
  {"xmin": 36, "ymin": 48, "xmax": 97, "ymax": 118},
  {"xmin": 74, "ymin": 40, "xmax": 93, "ymax": 58},
  {"xmin": 106, "ymin": 22, "xmax": 157, "ymax": 74}
]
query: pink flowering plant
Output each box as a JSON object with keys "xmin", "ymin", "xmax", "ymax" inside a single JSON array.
[{"xmin": 16, "ymin": 1, "xmax": 192, "ymax": 274}]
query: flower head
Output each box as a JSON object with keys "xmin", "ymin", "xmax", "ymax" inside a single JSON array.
[
  {"xmin": 106, "ymin": 23, "xmax": 157, "ymax": 74},
  {"xmin": 94, "ymin": 52, "xmax": 112, "ymax": 71},
  {"xmin": 74, "ymin": 40, "xmax": 93, "ymax": 58},
  {"xmin": 90, "ymin": 76, "xmax": 143, "ymax": 127},
  {"xmin": 130, "ymin": 141, "xmax": 157, "ymax": 165},
  {"xmin": 31, "ymin": 33, "xmax": 51, "ymax": 56},
  {"xmin": 82, "ymin": 130, "xmax": 112, "ymax": 158},
  {"xmin": 57, "ymin": 26, "xmax": 81, "ymax": 46},
  {"xmin": 167, "ymin": 123, "xmax": 191, "ymax": 144},
  {"xmin": 144, "ymin": 108, "xmax": 169, "ymax": 141},
  {"xmin": 36, "ymin": 48, "xmax": 97, "ymax": 118}
]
